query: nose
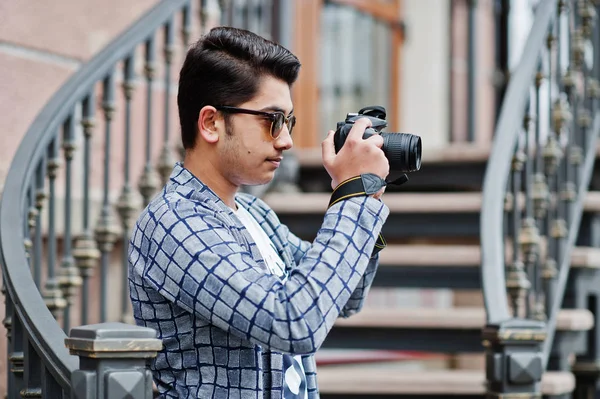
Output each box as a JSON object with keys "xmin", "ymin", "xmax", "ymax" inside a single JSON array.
[{"xmin": 274, "ymin": 125, "xmax": 293, "ymax": 151}]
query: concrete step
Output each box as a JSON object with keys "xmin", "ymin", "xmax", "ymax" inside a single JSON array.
[
  {"xmin": 264, "ymin": 191, "xmax": 600, "ymax": 214},
  {"xmin": 263, "ymin": 191, "xmax": 600, "ymax": 240},
  {"xmin": 295, "ymin": 143, "xmax": 600, "ymax": 193},
  {"xmin": 317, "ymin": 366, "xmax": 574, "ymax": 398},
  {"xmin": 322, "ymin": 307, "xmax": 593, "ymax": 354},
  {"xmin": 374, "ymin": 244, "xmax": 600, "ymax": 289},
  {"xmin": 379, "ymin": 244, "xmax": 600, "ymax": 268},
  {"xmin": 296, "ymin": 144, "xmax": 491, "ymax": 192},
  {"xmin": 335, "ymin": 307, "xmax": 592, "ymax": 331}
]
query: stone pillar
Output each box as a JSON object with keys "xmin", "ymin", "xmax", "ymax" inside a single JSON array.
[
  {"xmin": 483, "ymin": 319, "xmax": 546, "ymax": 398},
  {"xmin": 65, "ymin": 322, "xmax": 161, "ymax": 399}
]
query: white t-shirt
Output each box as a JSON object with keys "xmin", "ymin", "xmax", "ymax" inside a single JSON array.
[{"xmin": 235, "ymin": 203, "xmax": 308, "ymax": 399}]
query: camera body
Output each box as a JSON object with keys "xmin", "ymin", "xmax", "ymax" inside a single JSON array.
[{"xmin": 333, "ymin": 106, "xmax": 422, "ymax": 173}]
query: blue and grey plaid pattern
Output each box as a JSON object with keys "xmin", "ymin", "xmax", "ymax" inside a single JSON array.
[{"xmin": 128, "ymin": 163, "xmax": 389, "ymax": 398}]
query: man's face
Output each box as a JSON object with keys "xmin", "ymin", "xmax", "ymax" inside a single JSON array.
[{"xmin": 217, "ymin": 75, "xmax": 294, "ymax": 187}]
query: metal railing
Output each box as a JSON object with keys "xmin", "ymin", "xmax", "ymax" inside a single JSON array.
[
  {"xmin": 481, "ymin": 0, "xmax": 600, "ymax": 395},
  {"xmin": 7, "ymin": 0, "xmax": 598, "ymax": 397},
  {"xmin": 0, "ymin": 0, "xmax": 288, "ymax": 397}
]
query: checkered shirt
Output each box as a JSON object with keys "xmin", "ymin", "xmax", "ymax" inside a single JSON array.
[{"xmin": 128, "ymin": 163, "xmax": 389, "ymax": 398}]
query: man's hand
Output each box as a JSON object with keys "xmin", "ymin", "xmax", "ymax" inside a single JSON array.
[
  {"xmin": 322, "ymin": 118, "xmax": 390, "ymax": 192},
  {"xmin": 372, "ymin": 186, "xmax": 386, "ymax": 200}
]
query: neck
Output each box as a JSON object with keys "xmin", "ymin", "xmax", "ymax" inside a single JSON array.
[{"xmin": 183, "ymin": 148, "xmax": 238, "ymax": 209}]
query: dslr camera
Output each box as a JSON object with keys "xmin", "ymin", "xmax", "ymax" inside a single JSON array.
[{"xmin": 334, "ymin": 106, "xmax": 422, "ymax": 173}]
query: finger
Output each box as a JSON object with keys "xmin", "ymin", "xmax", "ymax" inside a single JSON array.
[
  {"xmin": 365, "ymin": 133, "xmax": 384, "ymax": 148},
  {"xmin": 321, "ymin": 130, "xmax": 336, "ymax": 164},
  {"xmin": 347, "ymin": 117, "xmax": 372, "ymax": 142}
]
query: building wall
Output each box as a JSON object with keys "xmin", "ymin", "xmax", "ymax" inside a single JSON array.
[
  {"xmin": 400, "ymin": 0, "xmax": 498, "ymax": 150},
  {"xmin": 0, "ymin": 0, "xmax": 163, "ymax": 190},
  {"xmin": 400, "ymin": 0, "xmax": 451, "ymax": 150},
  {"xmin": 0, "ymin": 1, "xmax": 160, "ymax": 395}
]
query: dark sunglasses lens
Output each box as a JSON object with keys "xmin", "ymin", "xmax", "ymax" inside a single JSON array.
[
  {"xmin": 288, "ymin": 116, "xmax": 296, "ymax": 135},
  {"xmin": 271, "ymin": 114, "xmax": 285, "ymax": 138}
]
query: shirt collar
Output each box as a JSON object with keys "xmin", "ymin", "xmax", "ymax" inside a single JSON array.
[
  {"xmin": 166, "ymin": 162, "xmax": 225, "ymax": 204},
  {"xmin": 166, "ymin": 162, "xmax": 253, "ymax": 213}
]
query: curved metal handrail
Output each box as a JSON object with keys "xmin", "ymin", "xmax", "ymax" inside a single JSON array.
[
  {"xmin": 480, "ymin": 0, "xmax": 556, "ymax": 325},
  {"xmin": 481, "ymin": 0, "xmax": 600, "ymax": 367},
  {"xmin": 0, "ymin": 0, "xmax": 189, "ymax": 390}
]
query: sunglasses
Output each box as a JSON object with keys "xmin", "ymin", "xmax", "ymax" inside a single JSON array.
[{"xmin": 215, "ymin": 106, "xmax": 296, "ymax": 139}]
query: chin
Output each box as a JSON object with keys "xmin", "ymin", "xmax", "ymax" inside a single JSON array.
[
  {"xmin": 256, "ymin": 175, "xmax": 275, "ymax": 186},
  {"xmin": 242, "ymin": 173, "xmax": 275, "ymax": 187}
]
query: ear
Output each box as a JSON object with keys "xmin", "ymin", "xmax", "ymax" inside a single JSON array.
[{"xmin": 197, "ymin": 106, "xmax": 223, "ymax": 144}]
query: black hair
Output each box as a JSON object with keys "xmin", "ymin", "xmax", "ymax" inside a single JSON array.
[{"xmin": 177, "ymin": 26, "xmax": 301, "ymax": 149}]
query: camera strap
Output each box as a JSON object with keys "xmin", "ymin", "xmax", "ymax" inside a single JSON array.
[
  {"xmin": 328, "ymin": 174, "xmax": 389, "ymax": 257},
  {"xmin": 386, "ymin": 174, "xmax": 409, "ymax": 186}
]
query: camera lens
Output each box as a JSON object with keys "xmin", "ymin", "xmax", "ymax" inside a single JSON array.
[{"xmin": 381, "ymin": 133, "xmax": 422, "ymax": 173}]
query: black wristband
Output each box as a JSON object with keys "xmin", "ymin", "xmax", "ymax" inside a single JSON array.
[
  {"xmin": 328, "ymin": 173, "xmax": 386, "ymax": 207},
  {"xmin": 328, "ymin": 174, "xmax": 387, "ymax": 257}
]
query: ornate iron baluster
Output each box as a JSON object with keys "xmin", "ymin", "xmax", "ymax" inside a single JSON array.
[
  {"xmin": 572, "ymin": 30, "xmax": 588, "ymax": 188},
  {"xmin": 520, "ymin": 111, "xmax": 543, "ymax": 320},
  {"xmin": 9, "ymin": 312, "xmax": 24, "ymax": 396},
  {"xmin": 561, "ymin": 67, "xmax": 577, "ymax": 222},
  {"xmin": 73, "ymin": 94, "xmax": 101, "ymax": 326},
  {"xmin": 95, "ymin": 72, "xmax": 120, "ymax": 323},
  {"xmin": 542, "ymin": 19, "xmax": 562, "ymax": 319},
  {"xmin": 41, "ymin": 365, "xmax": 62, "ymax": 398},
  {"xmin": 139, "ymin": 37, "xmax": 160, "ymax": 206},
  {"xmin": 43, "ymin": 138, "xmax": 67, "ymax": 318},
  {"xmin": 549, "ymin": 2, "xmax": 570, "ymax": 277},
  {"xmin": 3, "ymin": 288, "xmax": 14, "ymax": 398},
  {"xmin": 25, "ymin": 182, "xmax": 35, "ymax": 267},
  {"xmin": 544, "ymin": 4, "xmax": 569, "ymax": 318},
  {"xmin": 21, "ymin": 338, "xmax": 42, "ymax": 398},
  {"xmin": 157, "ymin": 20, "xmax": 176, "ymax": 186},
  {"xmin": 177, "ymin": 4, "xmax": 194, "ymax": 162},
  {"xmin": 587, "ymin": 78, "xmax": 600, "ymax": 137},
  {"xmin": 505, "ymin": 179, "xmax": 530, "ymax": 317},
  {"xmin": 33, "ymin": 158, "xmax": 46, "ymax": 288},
  {"xmin": 570, "ymin": 3, "xmax": 593, "ymax": 188},
  {"xmin": 532, "ymin": 63, "xmax": 551, "ymax": 318},
  {"xmin": 117, "ymin": 56, "xmax": 138, "ymax": 325},
  {"xmin": 182, "ymin": 3, "xmax": 192, "ymax": 47},
  {"xmin": 58, "ymin": 115, "xmax": 83, "ymax": 333},
  {"xmin": 509, "ymin": 141, "xmax": 529, "ymax": 317},
  {"xmin": 577, "ymin": 99, "xmax": 592, "ymax": 171}
]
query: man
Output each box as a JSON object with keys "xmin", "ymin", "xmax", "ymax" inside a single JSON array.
[{"xmin": 128, "ymin": 26, "xmax": 390, "ymax": 399}]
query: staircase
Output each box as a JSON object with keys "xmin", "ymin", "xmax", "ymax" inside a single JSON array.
[
  {"xmin": 263, "ymin": 144, "xmax": 600, "ymax": 398},
  {"xmin": 2, "ymin": 0, "xmax": 600, "ymax": 398}
]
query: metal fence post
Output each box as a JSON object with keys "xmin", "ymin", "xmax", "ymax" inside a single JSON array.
[
  {"xmin": 65, "ymin": 322, "xmax": 161, "ymax": 399},
  {"xmin": 483, "ymin": 319, "xmax": 546, "ymax": 397}
]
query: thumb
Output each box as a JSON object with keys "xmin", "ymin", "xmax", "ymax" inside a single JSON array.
[{"xmin": 321, "ymin": 130, "xmax": 336, "ymax": 164}]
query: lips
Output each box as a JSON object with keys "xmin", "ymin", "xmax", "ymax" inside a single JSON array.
[{"xmin": 267, "ymin": 156, "xmax": 283, "ymax": 168}]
